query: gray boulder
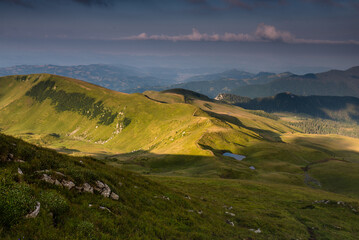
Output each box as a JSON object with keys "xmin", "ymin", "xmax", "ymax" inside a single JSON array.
[
  {"xmin": 62, "ymin": 180, "xmax": 75, "ymax": 190},
  {"xmin": 41, "ymin": 174, "xmax": 55, "ymax": 184},
  {"xmin": 25, "ymin": 202, "xmax": 41, "ymax": 219},
  {"xmin": 101, "ymin": 184, "xmax": 111, "ymax": 198},
  {"xmin": 110, "ymin": 192, "xmax": 119, "ymax": 200},
  {"xmin": 83, "ymin": 183, "xmax": 94, "ymax": 194}
]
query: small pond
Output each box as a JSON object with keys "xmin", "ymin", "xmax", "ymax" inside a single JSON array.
[{"xmin": 223, "ymin": 152, "xmax": 246, "ymax": 161}]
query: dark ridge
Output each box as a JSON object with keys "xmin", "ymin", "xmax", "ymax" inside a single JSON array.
[
  {"xmin": 303, "ymin": 73, "xmax": 317, "ymax": 79},
  {"xmin": 162, "ymin": 88, "xmax": 212, "ymax": 101},
  {"xmin": 218, "ymin": 92, "xmax": 359, "ymax": 123},
  {"xmin": 232, "ymin": 66, "xmax": 359, "ymax": 98}
]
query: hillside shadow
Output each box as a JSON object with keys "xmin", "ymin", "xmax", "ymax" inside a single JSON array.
[
  {"xmin": 236, "ymin": 94, "xmax": 359, "ymax": 123},
  {"xmin": 105, "ymin": 150, "xmax": 255, "ymax": 179},
  {"xmin": 204, "ymin": 110, "xmax": 283, "ymax": 142}
]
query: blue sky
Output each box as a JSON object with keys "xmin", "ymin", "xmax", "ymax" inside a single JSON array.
[{"xmin": 0, "ymin": 0, "xmax": 358, "ymax": 73}]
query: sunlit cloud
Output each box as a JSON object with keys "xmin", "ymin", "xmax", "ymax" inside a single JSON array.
[{"xmin": 122, "ymin": 23, "xmax": 359, "ymax": 45}]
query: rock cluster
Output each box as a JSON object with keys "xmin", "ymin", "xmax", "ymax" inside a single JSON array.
[
  {"xmin": 2, "ymin": 152, "xmax": 24, "ymax": 162},
  {"xmin": 313, "ymin": 199, "xmax": 358, "ymax": 213},
  {"xmin": 40, "ymin": 173, "xmax": 119, "ymax": 200}
]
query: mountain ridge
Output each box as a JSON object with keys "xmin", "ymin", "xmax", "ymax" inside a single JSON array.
[
  {"xmin": 232, "ymin": 66, "xmax": 359, "ymax": 98},
  {"xmin": 216, "ymin": 92, "xmax": 359, "ymax": 122}
]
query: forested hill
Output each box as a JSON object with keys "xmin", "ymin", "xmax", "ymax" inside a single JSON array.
[{"xmin": 217, "ymin": 92, "xmax": 359, "ymax": 122}]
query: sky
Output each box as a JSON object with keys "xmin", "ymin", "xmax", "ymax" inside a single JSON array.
[{"xmin": 0, "ymin": 0, "xmax": 358, "ymax": 73}]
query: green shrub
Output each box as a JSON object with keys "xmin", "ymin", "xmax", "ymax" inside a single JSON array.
[
  {"xmin": 0, "ymin": 175, "xmax": 36, "ymax": 227},
  {"xmin": 40, "ymin": 190, "xmax": 69, "ymax": 217}
]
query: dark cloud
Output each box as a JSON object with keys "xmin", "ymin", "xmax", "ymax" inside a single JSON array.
[
  {"xmin": 0, "ymin": 0, "xmax": 355, "ymax": 11},
  {"xmin": 210, "ymin": 0, "xmax": 288, "ymax": 11},
  {"xmin": 72, "ymin": 0, "xmax": 114, "ymax": 7},
  {"xmin": 186, "ymin": 0, "xmax": 207, "ymax": 4},
  {"xmin": 0, "ymin": 0, "xmax": 115, "ymax": 8},
  {"xmin": 225, "ymin": 0, "xmax": 252, "ymax": 10},
  {"xmin": 302, "ymin": 0, "xmax": 343, "ymax": 7},
  {"xmin": 0, "ymin": 0, "xmax": 34, "ymax": 7}
]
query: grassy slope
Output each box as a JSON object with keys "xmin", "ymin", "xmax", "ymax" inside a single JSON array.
[
  {"xmin": 0, "ymin": 74, "xmax": 297, "ymax": 179},
  {"xmin": 1, "ymin": 75, "xmax": 359, "ymax": 239},
  {"xmin": 0, "ymin": 74, "xmax": 217, "ymax": 156},
  {"xmin": 1, "ymin": 133, "xmax": 359, "ymax": 240},
  {"xmin": 1, "ymin": 74, "xmax": 359, "ymax": 206}
]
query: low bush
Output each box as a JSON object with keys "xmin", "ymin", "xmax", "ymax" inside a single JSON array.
[{"xmin": 0, "ymin": 173, "xmax": 36, "ymax": 227}]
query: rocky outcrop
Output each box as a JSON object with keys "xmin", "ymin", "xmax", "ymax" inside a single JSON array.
[
  {"xmin": 95, "ymin": 181, "xmax": 111, "ymax": 197},
  {"xmin": 39, "ymin": 172, "xmax": 118, "ymax": 200},
  {"xmin": 1, "ymin": 152, "xmax": 25, "ymax": 163}
]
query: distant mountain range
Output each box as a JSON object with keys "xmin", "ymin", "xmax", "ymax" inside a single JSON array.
[
  {"xmin": 232, "ymin": 66, "xmax": 359, "ymax": 98},
  {"xmin": 216, "ymin": 92, "xmax": 359, "ymax": 122},
  {"xmin": 131, "ymin": 69, "xmax": 292, "ymax": 97},
  {"xmin": 0, "ymin": 64, "xmax": 170, "ymax": 92},
  {"xmin": 2, "ymin": 64, "xmax": 359, "ymax": 100}
]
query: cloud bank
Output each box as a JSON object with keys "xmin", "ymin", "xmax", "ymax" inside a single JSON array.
[
  {"xmin": 122, "ymin": 23, "xmax": 359, "ymax": 45},
  {"xmin": 0, "ymin": 0, "xmax": 114, "ymax": 7}
]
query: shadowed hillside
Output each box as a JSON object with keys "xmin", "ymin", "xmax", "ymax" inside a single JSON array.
[{"xmin": 217, "ymin": 92, "xmax": 359, "ymax": 122}]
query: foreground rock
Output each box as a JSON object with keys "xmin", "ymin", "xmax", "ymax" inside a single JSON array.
[{"xmin": 25, "ymin": 202, "xmax": 41, "ymax": 219}]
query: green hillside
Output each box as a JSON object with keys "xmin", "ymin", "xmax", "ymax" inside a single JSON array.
[
  {"xmin": 0, "ymin": 74, "xmax": 294, "ymax": 176},
  {"xmin": 1, "ymin": 133, "xmax": 359, "ymax": 239},
  {"xmin": 2, "ymin": 74, "xmax": 359, "ymax": 194},
  {"xmin": 1, "ymin": 74, "xmax": 359, "ymax": 239}
]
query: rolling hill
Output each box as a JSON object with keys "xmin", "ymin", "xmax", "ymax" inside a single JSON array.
[
  {"xmin": 0, "ymin": 73, "xmax": 296, "ymax": 177},
  {"xmin": 232, "ymin": 66, "xmax": 359, "ymax": 98},
  {"xmin": 1, "ymin": 73, "xmax": 359, "ymax": 238}
]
